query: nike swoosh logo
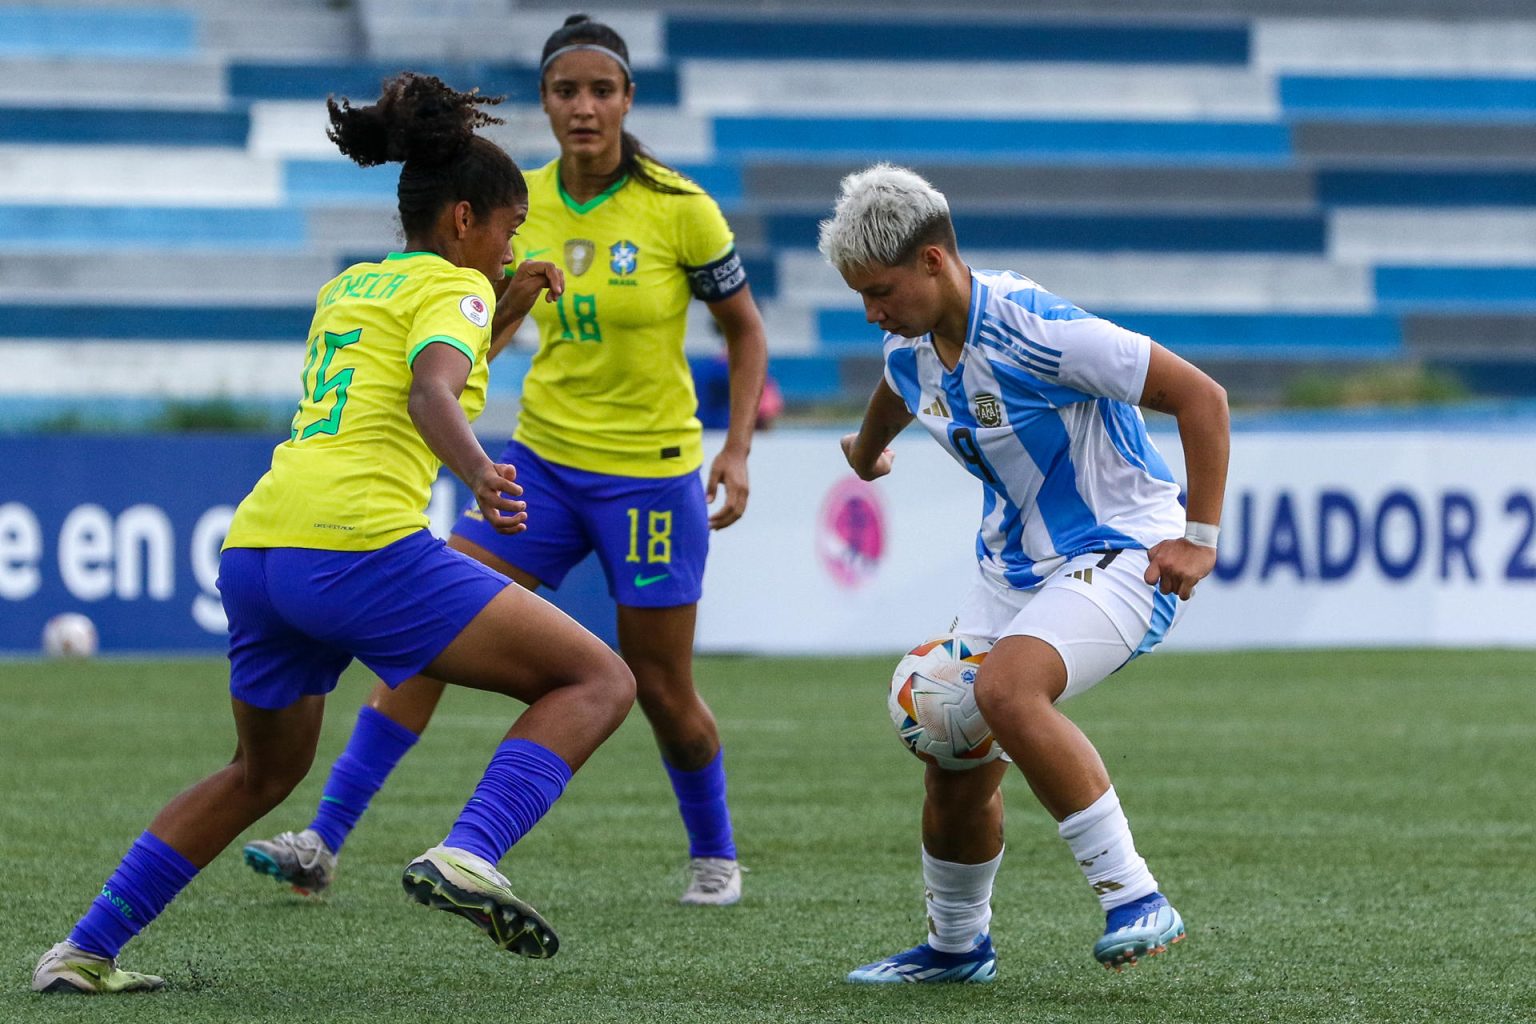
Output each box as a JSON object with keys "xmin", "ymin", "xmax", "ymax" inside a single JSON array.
[
  {"xmin": 634, "ymin": 572, "xmax": 670, "ymax": 587},
  {"xmin": 523, "ymin": 248, "xmax": 551, "ymax": 259}
]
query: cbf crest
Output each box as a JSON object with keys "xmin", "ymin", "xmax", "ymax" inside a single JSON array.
[
  {"xmin": 609, "ymin": 239, "xmax": 639, "ymax": 276},
  {"xmin": 564, "ymin": 238, "xmax": 596, "ymax": 276},
  {"xmin": 974, "ymin": 393, "xmax": 1003, "ymax": 428}
]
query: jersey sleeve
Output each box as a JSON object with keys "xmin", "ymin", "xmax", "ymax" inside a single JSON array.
[
  {"xmin": 996, "ymin": 292, "xmax": 1151, "ymax": 404},
  {"xmin": 881, "ymin": 336, "xmax": 921, "ymax": 413},
  {"xmin": 675, "ymin": 189, "xmax": 747, "ymax": 302},
  {"xmin": 405, "ymin": 274, "xmax": 494, "ymax": 369}
]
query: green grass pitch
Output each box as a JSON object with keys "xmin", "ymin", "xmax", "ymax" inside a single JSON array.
[{"xmin": 2, "ymin": 650, "xmax": 1533, "ymax": 1023}]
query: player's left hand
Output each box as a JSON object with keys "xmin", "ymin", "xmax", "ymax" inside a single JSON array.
[
  {"xmin": 706, "ymin": 448, "xmax": 750, "ymax": 530},
  {"xmin": 499, "ymin": 260, "xmax": 565, "ymax": 321},
  {"xmin": 472, "ymin": 462, "xmax": 528, "ymax": 536},
  {"xmin": 1144, "ymin": 538, "xmax": 1216, "ymax": 600}
]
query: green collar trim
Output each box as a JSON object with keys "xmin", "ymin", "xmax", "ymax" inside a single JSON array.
[
  {"xmin": 385, "ymin": 251, "xmax": 444, "ymax": 262},
  {"xmin": 557, "ymin": 167, "xmax": 629, "ymax": 215}
]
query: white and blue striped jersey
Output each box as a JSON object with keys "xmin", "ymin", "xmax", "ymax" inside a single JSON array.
[{"xmin": 883, "ymin": 268, "xmax": 1185, "ymax": 590}]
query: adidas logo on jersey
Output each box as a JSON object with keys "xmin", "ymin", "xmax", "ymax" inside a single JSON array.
[
  {"xmin": 922, "ymin": 395, "xmax": 950, "ymax": 419},
  {"xmin": 1068, "ymin": 568, "xmax": 1095, "ymax": 584}
]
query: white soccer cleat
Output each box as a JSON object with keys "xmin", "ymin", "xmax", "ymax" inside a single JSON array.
[
  {"xmin": 31, "ymin": 941, "xmax": 165, "ymax": 995},
  {"xmin": 402, "ymin": 845, "xmax": 559, "ymax": 958},
  {"xmin": 242, "ymin": 828, "xmax": 337, "ymax": 896},
  {"xmin": 679, "ymin": 856, "xmax": 742, "ymax": 906}
]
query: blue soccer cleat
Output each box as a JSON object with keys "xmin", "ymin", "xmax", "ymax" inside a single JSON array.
[
  {"xmin": 846, "ymin": 935, "xmax": 997, "ymax": 983},
  {"xmin": 1093, "ymin": 892, "xmax": 1185, "ymax": 971}
]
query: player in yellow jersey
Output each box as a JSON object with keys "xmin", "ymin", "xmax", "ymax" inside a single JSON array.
[
  {"xmin": 32, "ymin": 73, "xmax": 636, "ymax": 995},
  {"xmin": 247, "ymin": 13, "xmax": 770, "ymax": 909}
]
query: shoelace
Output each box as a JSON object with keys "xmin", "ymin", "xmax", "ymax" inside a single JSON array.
[
  {"xmin": 689, "ymin": 860, "xmax": 736, "ymax": 893},
  {"xmin": 279, "ymin": 831, "xmax": 328, "ymax": 869}
]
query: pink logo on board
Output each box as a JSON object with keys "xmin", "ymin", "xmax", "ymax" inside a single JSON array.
[{"xmin": 817, "ymin": 477, "xmax": 886, "ymax": 589}]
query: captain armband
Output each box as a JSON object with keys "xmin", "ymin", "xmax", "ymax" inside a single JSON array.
[{"xmin": 685, "ymin": 248, "xmax": 748, "ymax": 302}]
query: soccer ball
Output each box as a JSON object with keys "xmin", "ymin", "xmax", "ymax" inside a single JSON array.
[
  {"xmin": 888, "ymin": 634, "xmax": 1001, "ymax": 771},
  {"xmin": 42, "ymin": 613, "xmax": 98, "ymax": 659}
]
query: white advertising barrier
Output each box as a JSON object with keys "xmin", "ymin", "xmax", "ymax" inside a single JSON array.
[
  {"xmin": 1167, "ymin": 431, "xmax": 1536, "ymax": 649},
  {"xmin": 695, "ymin": 429, "xmax": 1536, "ymax": 653},
  {"xmin": 698, "ymin": 431, "xmax": 978, "ymax": 654}
]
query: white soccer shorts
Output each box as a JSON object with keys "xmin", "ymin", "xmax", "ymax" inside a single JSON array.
[{"xmin": 951, "ymin": 547, "xmax": 1180, "ymax": 704}]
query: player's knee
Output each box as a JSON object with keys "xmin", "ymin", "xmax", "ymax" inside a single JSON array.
[
  {"xmin": 924, "ymin": 765, "xmax": 994, "ymax": 808},
  {"xmin": 971, "ymin": 666, "xmax": 1013, "ymax": 721},
  {"xmin": 972, "ymin": 663, "xmax": 1055, "ymax": 725},
  {"xmin": 589, "ymin": 653, "xmax": 636, "ymax": 728}
]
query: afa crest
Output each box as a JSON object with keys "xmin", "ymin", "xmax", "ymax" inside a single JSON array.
[
  {"xmin": 974, "ymin": 393, "xmax": 1003, "ymax": 428},
  {"xmin": 564, "ymin": 238, "xmax": 595, "ymax": 276},
  {"xmin": 609, "ymin": 239, "xmax": 639, "ymax": 276}
]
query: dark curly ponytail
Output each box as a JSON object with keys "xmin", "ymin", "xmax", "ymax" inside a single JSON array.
[
  {"xmin": 540, "ymin": 14, "xmax": 691, "ymax": 197},
  {"xmin": 327, "ymin": 72, "xmax": 526, "ymax": 237}
]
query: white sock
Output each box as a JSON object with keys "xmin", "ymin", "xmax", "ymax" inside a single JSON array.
[
  {"xmin": 1057, "ymin": 787, "xmax": 1158, "ymax": 911},
  {"xmin": 922, "ymin": 846, "xmax": 1002, "ymax": 953}
]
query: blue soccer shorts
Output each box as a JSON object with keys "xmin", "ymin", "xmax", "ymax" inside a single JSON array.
[
  {"xmin": 220, "ymin": 529, "xmax": 510, "ymax": 710},
  {"xmin": 452, "ymin": 439, "xmax": 708, "ymax": 608}
]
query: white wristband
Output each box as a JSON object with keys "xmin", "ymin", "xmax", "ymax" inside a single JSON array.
[{"xmin": 1183, "ymin": 521, "xmax": 1220, "ymax": 549}]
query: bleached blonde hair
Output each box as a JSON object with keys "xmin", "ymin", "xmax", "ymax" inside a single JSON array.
[{"xmin": 817, "ymin": 163, "xmax": 954, "ymax": 272}]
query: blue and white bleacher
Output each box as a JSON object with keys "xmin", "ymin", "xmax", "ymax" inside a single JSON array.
[
  {"xmin": 2, "ymin": 3, "xmax": 1536, "ymax": 425},
  {"xmin": 714, "ymin": 117, "xmax": 1295, "ymax": 165},
  {"xmin": 0, "ymin": 6, "xmax": 195, "ymax": 56},
  {"xmin": 663, "ymin": 16, "xmax": 1252, "ymax": 65},
  {"xmin": 1375, "ymin": 267, "xmax": 1536, "ymax": 310}
]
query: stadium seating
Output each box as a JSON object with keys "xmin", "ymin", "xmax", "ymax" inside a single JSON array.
[{"xmin": 1, "ymin": 2, "xmax": 1534, "ymax": 427}]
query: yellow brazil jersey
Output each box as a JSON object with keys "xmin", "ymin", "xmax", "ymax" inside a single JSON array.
[
  {"xmin": 511, "ymin": 158, "xmax": 743, "ymax": 477},
  {"xmin": 224, "ymin": 251, "xmax": 494, "ymax": 551}
]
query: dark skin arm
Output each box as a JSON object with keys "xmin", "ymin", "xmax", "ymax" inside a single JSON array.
[
  {"xmin": 408, "ymin": 342, "xmax": 526, "ymax": 534},
  {"xmin": 840, "ymin": 376, "xmax": 915, "ymax": 480},
  {"xmin": 1139, "ymin": 341, "xmax": 1231, "ymax": 599},
  {"xmin": 488, "ymin": 259, "xmax": 564, "ymax": 360},
  {"xmin": 703, "ymin": 285, "xmax": 769, "ymax": 529}
]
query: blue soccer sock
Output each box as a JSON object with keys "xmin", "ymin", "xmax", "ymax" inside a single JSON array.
[
  {"xmin": 665, "ymin": 748, "xmax": 736, "ymax": 860},
  {"xmin": 68, "ymin": 832, "xmax": 199, "ymax": 959},
  {"xmin": 443, "ymin": 739, "xmax": 572, "ymax": 865},
  {"xmin": 307, "ymin": 705, "xmax": 420, "ymax": 854}
]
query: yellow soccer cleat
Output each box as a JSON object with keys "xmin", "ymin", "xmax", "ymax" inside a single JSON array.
[{"xmin": 32, "ymin": 941, "xmax": 166, "ymax": 995}]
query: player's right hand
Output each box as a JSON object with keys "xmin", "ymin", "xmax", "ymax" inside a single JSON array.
[
  {"xmin": 841, "ymin": 432, "xmax": 895, "ymax": 481},
  {"xmin": 500, "ymin": 260, "xmax": 565, "ymax": 322},
  {"xmin": 473, "ymin": 462, "xmax": 527, "ymax": 534},
  {"xmin": 1144, "ymin": 537, "xmax": 1216, "ymax": 600}
]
